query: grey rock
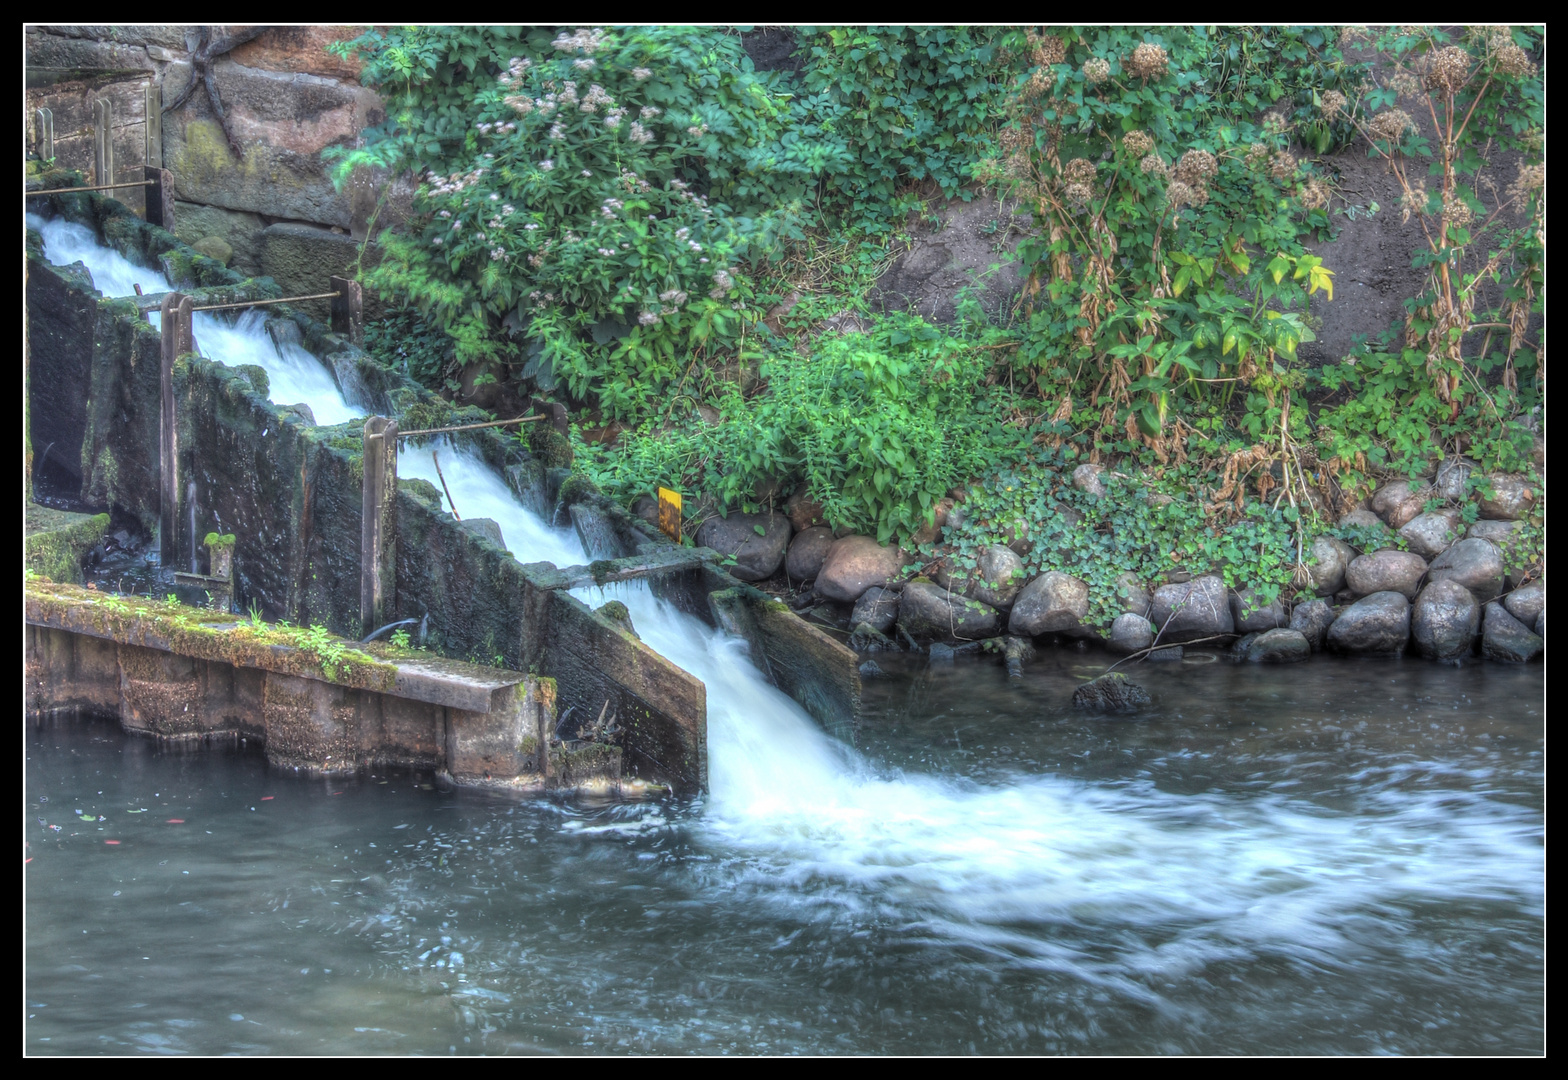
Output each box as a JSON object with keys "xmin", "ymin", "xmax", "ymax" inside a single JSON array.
[
  {"xmin": 815, "ymin": 535, "xmax": 909, "ymax": 603},
  {"xmin": 785, "ymin": 525, "xmax": 835, "ymax": 583},
  {"xmin": 1149, "ymin": 574, "xmax": 1234, "ymax": 643},
  {"xmin": 1432, "ymin": 455, "xmax": 1480, "ymax": 501},
  {"xmin": 857, "ymin": 659, "xmax": 886, "ymax": 677},
  {"xmin": 1466, "ymin": 519, "xmax": 1536, "ymax": 588},
  {"xmin": 1072, "ymin": 673, "xmax": 1151, "ymax": 712},
  {"xmin": 631, "ymin": 494, "xmax": 660, "ymax": 529},
  {"xmin": 1411, "ymin": 579, "xmax": 1480, "ymax": 661},
  {"xmin": 936, "ymin": 544, "xmax": 1025, "ymax": 611},
  {"xmin": 459, "ymin": 517, "xmax": 506, "ymax": 549},
  {"xmin": 1327, "ymin": 591, "xmax": 1411, "ymax": 655},
  {"xmin": 1536, "ymin": 610, "xmax": 1544, "ymax": 640},
  {"xmin": 1112, "ymin": 570, "xmax": 1151, "ymax": 617},
  {"xmin": 697, "ymin": 511, "xmax": 792, "ymax": 582},
  {"xmin": 1107, "ymin": 612, "xmax": 1154, "ymax": 655},
  {"xmin": 1147, "ymin": 646, "xmax": 1184, "ymax": 662},
  {"xmin": 1244, "ymin": 628, "xmax": 1312, "ymax": 663},
  {"xmin": 399, "ymin": 476, "xmax": 442, "ymax": 511},
  {"xmin": 1398, "ymin": 509, "xmax": 1463, "ymax": 559},
  {"xmin": 866, "ymin": 187, "xmax": 1027, "ymax": 325},
  {"xmin": 1467, "ymin": 518, "xmax": 1524, "ymax": 545},
  {"xmin": 783, "ymin": 488, "xmax": 826, "ymax": 533},
  {"xmin": 1001, "ymin": 635, "xmax": 1035, "ymax": 678},
  {"xmin": 191, "ymin": 235, "xmax": 233, "ymax": 266},
  {"xmin": 1481, "ymin": 602, "xmax": 1542, "ymax": 663},
  {"xmin": 1308, "ymin": 536, "xmax": 1357, "ymax": 596},
  {"xmin": 850, "ymin": 586, "xmax": 900, "ymax": 635},
  {"xmin": 1338, "ymin": 508, "xmax": 1383, "ymax": 530},
  {"xmin": 172, "ymin": 202, "xmax": 267, "ymax": 277},
  {"xmin": 1344, "ymin": 549, "xmax": 1428, "ymax": 600},
  {"xmin": 594, "ymin": 600, "xmax": 638, "ymax": 639},
  {"xmin": 1009, "ymin": 571, "xmax": 1090, "ymax": 636},
  {"xmin": 897, "ymin": 581, "xmax": 1003, "ymax": 642},
  {"xmin": 1478, "ymin": 473, "xmax": 1537, "ymax": 521},
  {"xmin": 1072, "ymin": 463, "xmax": 1107, "ymax": 497},
  {"xmin": 1372, "ymin": 479, "xmax": 1431, "ymax": 528},
  {"xmin": 928, "ymin": 642, "xmax": 955, "ymax": 665},
  {"xmin": 1503, "ymin": 580, "xmax": 1544, "ymax": 628},
  {"xmin": 1427, "ymin": 538, "xmax": 1505, "ymax": 603},
  {"xmin": 282, "ymin": 402, "xmax": 316, "ymax": 426},
  {"xmin": 1231, "ymin": 632, "xmax": 1261, "ymax": 659},
  {"xmin": 848, "ymin": 623, "xmax": 897, "ymax": 653},
  {"xmin": 259, "ymin": 223, "xmax": 365, "ymax": 322},
  {"xmin": 1230, "ymin": 586, "xmax": 1287, "ymax": 632},
  {"xmin": 1289, "ymin": 598, "xmax": 1336, "ymax": 653}
]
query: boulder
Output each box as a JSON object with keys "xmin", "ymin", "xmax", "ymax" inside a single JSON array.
[
  {"xmin": 594, "ymin": 600, "xmax": 638, "ymax": 639},
  {"xmin": 1230, "ymin": 586, "xmax": 1286, "ymax": 632},
  {"xmin": 1372, "ymin": 479, "xmax": 1431, "ymax": 528},
  {"xmin": 937, "ymin": 544, "xmax": 1025, "ymax": 611},
  {"xmin": 911, "ymin": 498, "xmax": 955, "ymax": 546},
  {"xmin": 1503, "ymin": 580, "xmax": 1544, "ymax": 628},
  {"xmin": 1386, "ymin": 486, "xmax": 1432, "ymax": 529},
  {"xmin": 1289, "ymin": 598, "xmax": 1336, "ymax": 652},
  {"xmin": 1072, "ymin": 673, "xmax": 1151, "ymax": 713},
  {"xmin": 848, "ymin": 623, "xmax": 897, "ymax": 653},
  {"xmin": 459, "ymin": 517, "xmax": 506, "ymax": 549},
  {"xmin": 897, "ymin": 581, "xmax": 1003, "ymax": 642},
  {"xmin": 1427, "ymin": 538, "xmax": 1505, "ymax": 603},
  {"xmin": 1001, "ymin": 635, "xmax": 1036, "ymax": 679},
  {"xmin": 1149, "ymin": 574, "xmax": 1234, "ymax": 643},
  {"xmin": 1147, "ymin": 646, "xmax": 1184, "ymax": 662},
  {"xmin": 1307, "ymin": 536, "xmax": 1357, "ymax": 596},
  {"xmin": 785, "ymin": 525, "xmax": 835, "ymax": 583},
  {"xmin": 696, "ymin": 511, "xmax": 792, "ymax": 582},
  {"xmin": 1107, "ymin": 612, "xmax": 1154, "ymax": 655},
  {"xmin": 1344, "ymin": 549, "xmax": 1428, "ymax": 600},
  {"xmin": 1112, "ymin": 570, "xmax": 1151, "ymax": 617},
  {"xmin": 1467, "ymin": 518, "xmax": 1524, "ymax": 545},
  {"xmin": 1072, "ymin": 463, "xmax": 1107, "ymax": 497},
  {"xmin": 1338, "ymin": 508, "xmax": 1383, "ymax": 531},
  {"xmin": 1326, "ymin": 591, "xmax": 1411, "ymax": 655},
  {"xmin": 1009, "ymin": 571, "xmax": 1090, "ymax": 636},
  {"xmin": 815, "ymin": 535, "xmax": 910, "ymax": 602},
  {"xmin": 849, "ymin": 586, "xmax": 900, "ymax": 635},
  {"xmin": 1411, "ymin": 579, "xmax": 1480, "ymax": 661},
  {"xmin": 259, "ymin": 222, "xmax": 365, "ymax": 322},
  {"xmin": 1536, "ymin": 611, "xmax": 1545, "ymax": 640},
  {"xmin": 191, "ymin": 235, "xmax": 233, "ymax": 266},
  {"xmin": 1478, "ymin": 473, "xmax": 1537, "ymax": 521},
  {"xmin": 784, "ymin": 488, "xmax": 826, "ymax": 533},
  {"xmin": 1398, "ymin": 509, "xmax": 1463, "ymax": 559},
  {"xmin": 632, "ymin": 494, "xmax": 660, "ymax": 529},
  {"xmin": 1481, "ymin": 602, "xmax": 1543, "ymax": 663},
  {"xmin": 1243, "ymin": 628, "xmax": 1312, "ymax": 663},
  {"xmin": 1432, "ymin": 455, "xmax": 1480, "ymax": 501}
]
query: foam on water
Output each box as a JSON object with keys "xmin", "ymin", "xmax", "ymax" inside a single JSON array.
[{"xmin": 28, "ymin": 213, "xmax": 357, "ymax": 425}]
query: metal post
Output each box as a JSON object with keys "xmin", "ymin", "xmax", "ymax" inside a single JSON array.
[
  {"xmin": 144, "ymin": 81, "xmax": 162, "ymax": 169},
  {"xmin": 34, "ymin": 108, "xmax": 53, "ymax": 162},
  {"xmin": 158, "ymin": 293, "xmax": 185, "ymax": 563},
  {"xmin": 360, "ymin": 416, "xmax": 399, "ymax": 637},
  {"xmin": 330, "ymin": 275, "xmax": 363, "ymax": 346},
  {"xmin": 145, "ymin": 166, "xmax": 174, "ymax": 231},
  {"xmin": 93, "ymin": 98, "xmax": 114, "ymax": 188}
]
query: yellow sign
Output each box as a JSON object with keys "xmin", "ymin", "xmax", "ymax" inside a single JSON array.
[{"xmin": 657, "ymin": 487, "xmax": 683, "ymax": 543}]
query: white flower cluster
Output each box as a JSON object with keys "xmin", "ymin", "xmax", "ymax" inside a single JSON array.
[
  {"xmin": 552, "ymin": 28, "xmax": 607, "ymax": 55},
  {"xmin": 627, "ymin": 122, "xmax": 653, "ymax": 144},
  {"xmin": 600, "ymin": 197, "xmax": 624, "ymax": 219},
  {"xmin": 498, "ymin": 56, "xmax": 532, "ymax": 87},
  {"xmin": 632, "ymin": 67, "xmax": 653, "ymax": 81},
  {"xmin": 708, "ymin": 267, "xmax": 736, "ymax": 299},
  {"xmin": 581, "ymin": 84, "xmax": 613, "ymax": 113},
  {"xmin": 538, "ymin": 160, "xmax": 554, "ymax": 171},
  {"xmin": 573, "ymin": 58, "xmax": 596, "ymax": 72},
  {"xmin": 427, "ymin": 166, "xmax": 487, "ymax": 197}
]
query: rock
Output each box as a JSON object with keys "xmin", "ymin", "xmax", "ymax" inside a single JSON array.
[
  {"xmin": 1481, "ymin": 602, "xmax": 1543, "ymax": 663},
  {"xmin": 1072, "ymin": 463, "xmax": 1107, "ymax": 497},
  {"xmin": 866, "ymin": 187, "xmax": 1027, "ymax": 325},
  {"xmin": 1432, "ymin": 455, "xmax": 1480, "ymax": 501},
  {"xmin": 1427, "ymin": 538, "xmax": 1505, "ymax": 603},
  {"xmin": 1338, "ymin": 508, "xmax": 1383, "ymax": 530},
  {"xmin": 259, "ymin": 222, "xmax": 366, "ymax": 321},
  {"xmin": 1112, "ymin": 570, "xmax": 1151, "ymax": 617},
  {"xmin": 857, "ymin": 659, "xmax": 886, "ymax": 678},
  {"xmin": 1107, "ymin": 613, "xmax": 1154, "ymax": 655},
  {"xmin": 1411, "ymin": 579, "xmax": 1480, "ymax": 661},
  {"xmin": 1009, "ymin": 571, "xmax": 1090, "ymax": 636},
  {"xmin": 1244, "ymin": 628, "xmax": 1312, "ymax": 663},
  {"xmin": 1386, "ymin": 485, "xmax": 1432, "ymax": 530},
  {"xmin": 1149, "ymin": 574, "xmax": 1234, "ymax": 643},
  {"xmin": 937, "ymin": 544, "xmax": 1025, "ymax": 611},
  {"xmin": 1536, "ymin": 611, "xmax": 1544, "ymax": 640},
  {"xmin": 1372, "ymin": 478, "xmax": 1423, "ymax": 522},
  {"xmin": 815, "ymin": 535, "xmax": 910, "ymax": 603},
  {"xmin": 1398, "ymin": 509, "xmax": 1463, "ymax": 559},
  {"xmin": 785, "ymin": 525, "xmax": 835, "ymax": 583},
  {"xmin": 1001, "ymin": 635, "xmax": 1035, "ymax": 678},
  {"xmin": 1307, "ymin": 536, "xmax": 1357, "ymax": 596},
  {"xmin": 1466, "ymin": 519, "xmax": 1536, "ymax": 587},
  {"xmin": 848, "ymin": 623, "xmax": 897, "ymax": 653},
  {"xmin": 594, "ymin": 600, "xmax": 638, "ymax": 639},
  {"xmin": 459, "ymin": 517, "xmax": 506, "ymax": 549},
  {"xmin": 1326, "ymin": 591, "xmax": 1411, "ymax": 655},
  {"xmin": 696, "ymin": 511, "xmax": 792, "ymax": 582},
  {"xmin": 1230, "ymin": 586, "xmax": 1286, "ymax": 632},
  {"xmin": 897, "ymin": 581, "xmax": 1003, "ymax": 642},
  {"xmin": 399, "ymin": 477, "xmax": 443, "ymax": 512},
  {"xmin": 927, "ymin": 642, "xmax": 955, "ymax": 665},
  {"xmin": 171, "ymin": 202, "xmax": 267, "ymax": 276},
  {"xmin": 1467, "ymin": 518, "xmax": 1524, "ymax": 545},
  {"xmin": 1344, "ymin": 549, "xmax": 1428, "ymax": 600},
  {"xmin": 941, "ymin": 500, "xmax": 969, "ymax": 538},
  {"xmin": 1072, "ymin": 673, "xmax": 1151, "ymax": 713},
  {"xmin": 229, "ymin": 25, "xmax": 372, "ymax": 81},
  {"xmin": 282, "ymin": 402, "xmax": 316, "ymax": 426},
  {"xmin": 191, "ymin": 235, "xmax": 233, "ymax": 266},
  {"xmin": 911, "ymin": 497, "xmax": 955, "ymax": 546},
  {"xmin": 1147, "ymin": 646, "xmax": 1184, "ymax": 662},
  {"xmin": 1231, "ymin": 632, "xmax": 1260, "ymax": 659},
  {"xmin": 1503, "ymin": 580, "xmax": 1544, "ymax": 628},
  {"xmin": 850, "ymin": 586, "xmax": 900, "ymax": 634},
  {"xmin": 784, "ymin": 488, "xmax": 826, "ymax": 533},
  {"xmin": 1289, "ymin": 598, "xmax": 1336, "ymax": 653},
  {"xmin": 632, "ymin": 494, "xmax": 660, "ymax": 529},
  {"xmin": 1478, "ymin": 473, "xmax": 1537, "ymax": 521}
]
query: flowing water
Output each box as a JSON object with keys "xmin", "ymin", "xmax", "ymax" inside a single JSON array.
[{"xmin": 26, "ymin": 217, "xmax": 1545, "ymax": 1055}]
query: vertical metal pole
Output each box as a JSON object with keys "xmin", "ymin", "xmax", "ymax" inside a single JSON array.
[
  {"xmin": 360, "ymin": 417, "xmax": 398, "ymax": 637},
  {"xmin": 145, "ymin": 166, "xmax": 174, "ymax": 231},
  {"xmin": 144, "ymin": 81, "xmax": 162, "ymax": 169},
  {"xmin": 159, "ymin": 293, "xmax": 181, "ymax": 563},
  {"xmin": 93, "ymin": 98, "xmax": 114, "ymax": 188},
  {"xmin": 330, "ymin": 275, "xmax": 363, "ymax": 346},
  {"xmin": 34, "ymin": 108, "xmax": 53, "ymax": 162}
]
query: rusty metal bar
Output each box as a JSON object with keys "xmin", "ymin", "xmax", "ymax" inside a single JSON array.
[
  {"xmin": 26, "ymin": 179, "xmax": 158, "ymax": 195},
  {"xmin": 396, "ymin": 415, "xmax": 547, "ymax": 438},
  {"xmin": 144, "ymin": 166, "xmax": 173, "ymax": 231},
  {"xmin": 191, "ymin": 291, "xmax": 339, "ymax": 312},
  {"xmin": 330, "ymin": 275, "xmax": 363, "ymax": 345}
]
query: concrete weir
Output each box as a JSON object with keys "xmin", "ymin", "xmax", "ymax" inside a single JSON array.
[{"xmin": 25, "ymin": 176, "xmax": 861, "ymax": 797}]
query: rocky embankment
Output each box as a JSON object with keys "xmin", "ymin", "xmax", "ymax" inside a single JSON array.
[{"xmin": 638, "ymin": 456, "xmax": 1544, "ymax": 670}]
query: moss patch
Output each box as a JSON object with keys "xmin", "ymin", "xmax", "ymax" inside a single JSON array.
[{"xmin": 25, "ymin": 508, "xmax": 110, "ymax": 585}]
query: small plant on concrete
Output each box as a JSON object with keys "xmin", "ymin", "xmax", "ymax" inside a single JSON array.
[{"xmin": 390, "ymin": 627, "xmax": 412, "ymax": 649}]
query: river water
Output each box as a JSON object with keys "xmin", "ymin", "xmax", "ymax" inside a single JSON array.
[{"xmin": 26, "ymin": 216, "xmax": 1545, "ymax": 1056}]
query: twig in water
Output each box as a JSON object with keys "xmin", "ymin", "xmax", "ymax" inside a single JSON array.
[{"xmin": 431, "ymin": 450, "xmax": 461, "ymax": 520}]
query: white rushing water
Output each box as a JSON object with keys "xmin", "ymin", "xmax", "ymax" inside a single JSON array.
[{"xmin": 28, "ymin": 213, "xmax": 358, "ymax": 425}]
